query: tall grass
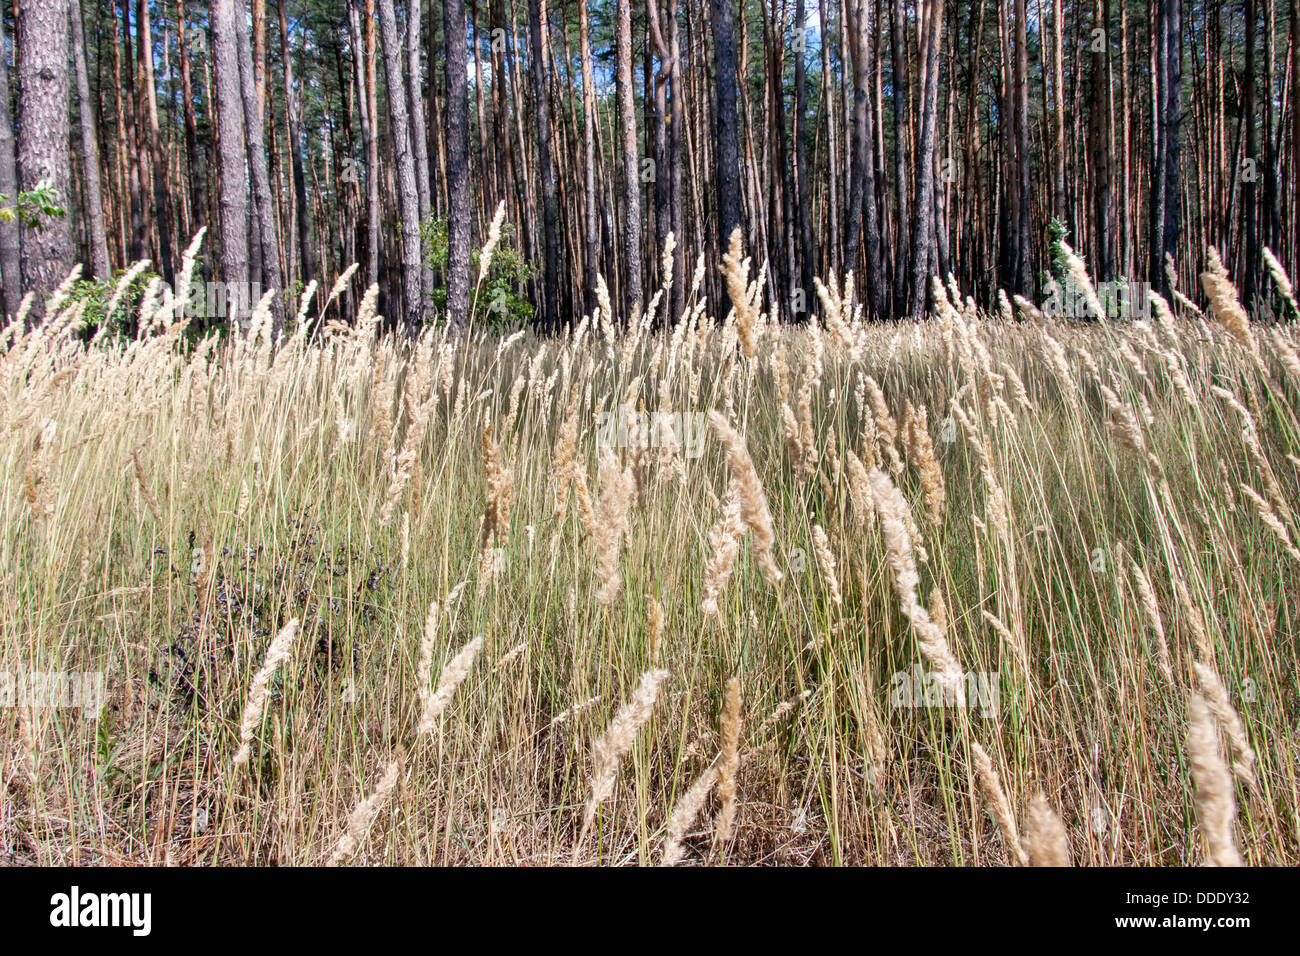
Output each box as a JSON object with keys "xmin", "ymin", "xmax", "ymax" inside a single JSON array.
[{"xmin": 1, "ymin": 234, "xmax": 1297, "ymax": 866}]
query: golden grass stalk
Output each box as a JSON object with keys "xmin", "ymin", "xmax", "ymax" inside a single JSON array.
[
  {"xmin": 1238, "ymin": 483, "xmax": 1300, "ymax": 563},
  {"xmin": 796, "ymin": 383, "xmax": 819, "ymax": 473},
  {"xmin": 928, "ymin": 589, "xmax": 949, "ymax": 635},
  {"xmin": 417, "ymin": 635, "xmax": 485, "ymax": 735},
  {"xmin": 1262, "ymin": 246, "xmax": 1299, "ymax": 317},
  {"xmin": 812, "ymin": 525, "xmax": 842, "ymax": 606},
  {"xmin": 379, "ymin": 398, "xmax": 432, "ymax": 527},
  {"xmin": 596, "ymin": 274, "xmax": 615, "ymax": 340},
  {"xmin": 980, "ymin": 609, "xmax": 1030, "ymax": 676},
  {"xmin": 367, "ymin": 352, "xmax": 396, "ymax": 459},
  {"xmin": 12, "ymin": 290, "xmax": 34, "ymax": 327},
  {"xmin": 1098, "ymin": 383, "xmax": 1149, "ymax": 462},
  {"xmin": 701, "ymin": 479, "xmax": 745, "ymax": 616},
  {"xmin": 477, "ymin": 423, "xmax": 513, "ymax": 572},
  {"xmin": 865, "ymin": 376, "xmax": 903, "ymax": 473},
  {"xmin": 1172, "ymin": 288, "xmax": 1204, "ymax": 316},
  {"xmin": 753, "ymin": 689, "xmax": 812, "ymax": 740},
  {"xmin": 550, "ymin": 695, "xmax": 601, "ymax": 728},
  {"xmin": 578, "ymin": 668, "xmax": 670, "ymax": 847},
  {"xmin": 868, "ymin": 468, "xmax": 966, "ymax": 700},
  {"xmin": 492, "ymin": 642, "xmax": 529, "ymax": 674},
  {"xmin": 708, "ymin": 411, "xmax": 783, "ymax": 585},
  {"xmin": 1127, "ymin": 560, "xmax": 1174, "ymax": 682},
  {"xmin": 722, "ymin": 229, "xmax": 758, "ymax": 357},
  {"xmin": 662, "ymin": 755, "xmax": 720, "ymax": 866},
  {"xmin": 551, "ymin": 385, "xmax": 581, "ymax": 514},
  {"xmin": 478, "ymin": 201, "xmax": 507, "ymax": 283},
  {"xmin": 1012, "ymin": 294, "xmax": 1044, "ymax": 323},
  {"xmin": 715, "ymin": 677, "xmax": 743, "ymax": 844},
  {"xmin": 1021, "ymin": 794, "xmax": 1071, "ymax": 866},
  {"xmin": 1269, "ymin": 328, "xmax": 1300, "ymax": 382},
  {"xmin": 660, "ymin": 231, "xmax": 677, "ymax": 295},
  {"xmin": 996, "ymin": 289, "xmax": 1014, "ymax": 323},
  {"xmin": 1211, "ymin": 384, "xmax": 1292, "ymax": 524},
  {"xmin": 814, "ymin": 273, "xmax": 860, "ymax": 356},
  {"xmin": 102, "ymin": 260, "xmax": 152, "ymax": 323},
  {"xmin": 1200, "ymin": 247, "xmax": 1259, "ymax": 358},
  {"xmin": 22, "ymin": 420, "xmax": 56, "ymax": 519},
  {"xmin": 131, "ymin": 447, "xmax": 163, "ymax": 525},
  {"xmin": 1148, "ymin": 289, "xmax": 1180, "ymax": 341},
  {"xmin": 327, "ymin": 757, "xmax": 401, "ymax": 866},
  {"xmin": 232, "ymin": 618, "xmax": 301, "ymax": 767},
  {"xmin": 169, "ymin": 229, "xmax": 207, "ymax": 326},
  {"xmin": 1192, "ymin": 661, "xmax": 1257, "ymax": 791},
  {"xmin": 235, "ymin": 480, "xmax": 251, "ymax": 522},
  {"xmin": 844, "ymin": 449, "xmax": 877, "ymax": 532},
  {"xmin": 1172, "ymin": 571, "xmax": 1215, "ymax": 663},
  {"xmin": 1186, "ymin": 693, "xmax": 1243, "ymax": 866},
  {"xmin": 324, "ymin": 263, "xmax": 360, "ymax": 313},
  {"xmin": 904, "ymin": 402, "xmax": 945, "ymax": 526},
  {"xmin": 971, "ymin": 742, "xmax": 1028, "ymax": 865},
  {"xmin": 1059, "ymin": 241, "xmax": 1107, "ymax": 321},
  {"xmin": 782, "ymin": 401, "xmax": 806, "ymax": 473},
  {"xmin": 416, "ymin": 600, "xmax": 441, "ymax": 694},
  {"xmin": 646, "ymin": 596, "xmax": 664, "ymax": 664},
  {"xmin": 593, "ymin": 447, "xmax": 634, "ymax": 604}
]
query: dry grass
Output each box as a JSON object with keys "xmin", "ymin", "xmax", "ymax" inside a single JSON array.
[{"xmin": 1, "ymin": 232, "xmax": 1299, "ymax": 867}]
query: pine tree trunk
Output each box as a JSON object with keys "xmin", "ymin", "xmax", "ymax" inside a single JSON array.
[
  {"xmin": 907, "ymin": 0, "xmax": 943, "ymax": 315},
  {"xmin": 348, "ymin": 0, "xmax": 380, "ymax": 289},
  {"xmin": 616, "ymin": 0, "xmax": 643, "ymax": 317},
  {"xmin": 138, "ymin": 0, "xmax": 174, "ymax": 283},
  {"xmin": 579, "ymin": 0, "xmax": 599, "ymax": 315},
  {"xmin": 71, "ymin": 0, "xmax": 111, "ymax": 280},
  {"xmin": 1052, "ymin": 0, "xmax": 1066, "ymax": 221},
  {"xmin": 279, "ymin": 0, "xmax": 317, "ymax": 286},
  {"xmin": 377, "ymin": 0, "xmax": 424, "ymax": 332},
  {"xmin": 211, "ymin": 0, "xmax": 250, "ymax": 305},
  {"xmin": 1089, "ymin": 0, "xmax": 1113, "ymax": 282},
  {"xmin": 667, "ymin": 0, "xmax": 684, "ymax": 322},
  {"xmin": 1014, "ymin": 0, "xmax": 1031, "ymax": 292},
  {"xmin": 711, "ymin": 0, "xmax": 742, "ymax": 272},
  {"xmin": 125, "ymin": 5, "xmax": 146, "ymax": 264},
  {"xmin": 844, "ymin": 0, "xmax": 867, "ymax": 278},
  {"xmin": 1292, "ymin": 0, "xmax": 1299, "ymax": 275},
  {"xmin": 1244, "ymin": 0, "xmax": 1259, "ymax": 303},
  {"xmin": 648, "ymin": 0, "xmax": 675, "ymax": 314},
  {"xmin": 16, "ymin": 0, "xmax": 74, "ymax": 309},
  {"xmin": 252, "ymin": 0, "xmax": 267, "ymax": 113},
  {"xmin": 470, "ymin": 0, "xmax": 490, "ymax": 222},
  {"xmin": 178, "ymin": 1, "xmax": 206, "ymax": 242},
  {"xmin": 860, "ymin": 0, "xmax": 883, "ymax": 315},
  {"xmin": 1151, "ymin": 0, "xmax": 1180, "ymax": 291},
  {"xmin": 819, "ymin": 0, "xmax": 838, "ymax": 275},
  {"xmin": 235, "ymin": 0, "xmax": 285, "ymax": 331},
  {"xmin": 406, "ymin": 0, "xmax": 433, "ymax": 299},
  {"xmin": 529, "ymin": 0, "xmax": 559, "ymax": 329},
  {"xmin": 444, "ymin": 0, "xmax": 472, "ymax": 328},
  {"xmin": 0, "ymin": 9, "xmax": 25, "ymax": 319},
  {"xmin": 793, "ymin": 0, "xmax": 814, "ymax": 313},
  {"xmin": 889, "ymin": 0, "xmax": 909, "ymax": 312},
  {"xmin": 764, "ymin": 1, "xmax": 793, "ymax": 311}
]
